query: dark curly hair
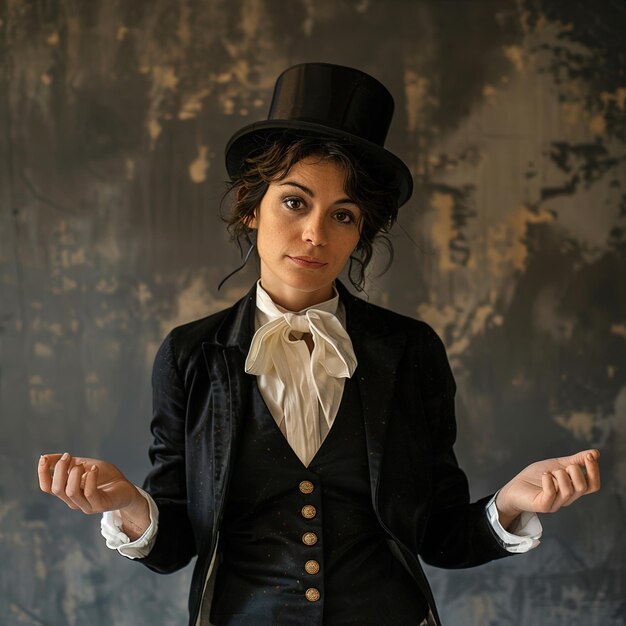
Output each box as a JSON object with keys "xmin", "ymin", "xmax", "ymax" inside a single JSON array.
[{"xmin": 221, "ymin": 133, "xmax": 401, "ymax": 291}]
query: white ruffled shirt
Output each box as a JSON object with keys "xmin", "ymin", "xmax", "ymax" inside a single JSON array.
[
  {"xmin": 101, "ymin": 282, "xmax": 541, "ymax": 557},
  {"xmin": 244, "ymin": 282, "xmax": 357, "ymax": 466}
]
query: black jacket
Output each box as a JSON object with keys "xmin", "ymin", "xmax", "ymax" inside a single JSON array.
[{"xmin": 137, "ymin": 282, "xmax": 511, "ymax": 626}]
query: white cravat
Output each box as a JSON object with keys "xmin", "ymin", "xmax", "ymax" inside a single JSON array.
[{"xmin": 245, "ymin": 282, "xmax": 357, "ymax": 467}]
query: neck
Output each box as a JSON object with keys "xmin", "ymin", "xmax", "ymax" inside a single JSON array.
[{"xmin": 259, "ymin": 282, "xmax": 335, "ymax": 312}]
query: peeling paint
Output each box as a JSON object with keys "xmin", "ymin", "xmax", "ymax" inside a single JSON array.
[
  {"xmin": 34, "ymin": 342, "xmax": 53, "ymax": 358},
  {"xmin": 430, "ymin": 191, "xmax": 455, "ymax": 271},
  {"xmin": 600, "ymin": 87, "xmax": 626, "ymax": 111},
  {"xmin": 179, "ymin": 87, "xmax": 211, "ymax": 120},
  {"xmin": 29, "ymin": 378, "xmax": 56, "ymax": 409},
  {"xmin": 136, "ymin": 282, "xmax": 152, "ymax": 306},
  {"xmin": 125, "ymin": 158, "xmax": 135, "ymax": 181},
  {"xmin": 240, "ymin": 0, "xmax": 262, "ymax": 40},
  {"xmin": 469, "ymin": 594, "xmax": 496, "ymax": 623},
  {"xmin": 561, "ymin": 100, "xmax": 584, "ymax": 126},
  {"xmin": 34, "ymin": 534, "xmax": 46, "ymax": 581},
  {"xmin": 49, "ymin": 275, "xmax": 78, "ymax": 294},
  {"xmin": 610, "ymin": 323, "xmax": 626, "ymax": 339},
  {"xmin": 589, "ymin": 113, "xmax": 606, "ymax": 135},
  {"xmin": 553, "ymin": 410, "xmax": 596, "ymax": 440},
  {"xmin": 146, "ymin": 66, "xmax": 179, "ymax": 148},
  {"xmin": 189, "ymin": 145, "xmax": 211, "ymax": 183},
  {"xmin": 469, "ymin": 304, "xmax": 497, "ymax": 337},
  {"xmin": 46, "ymin": 31, "xmax": 59, "ymax": 46},
  {"xmin": 482, "ymin": 84, "xmax": 497, "ymax": 102},
  {"xmin": 404, "ymin": 68, "xmax": 430, "ymax": 133},
  {"xmin": 486, "ymin": 205, "xmax": 554, "ymax": 275},
  {"xmin": 503, "ymin": 45, "xmax": 525, "ymax": 72},
  {"xmin": 610, "ymin": 387, "xmax": 626, "ymax": 489},
  {"xmin": 147, "ymin": 117, "xmax": 162, "ymax": 147}
]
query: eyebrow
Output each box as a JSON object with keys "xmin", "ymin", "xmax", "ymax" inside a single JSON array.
[{"xmin": 278, "ymin": 181, "xmax": 357, "ymax": 206}]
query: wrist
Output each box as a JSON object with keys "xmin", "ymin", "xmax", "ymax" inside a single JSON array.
[
  {"xmin": 119, "ymin": 488, "xmax": 150, "ymax": 538},
  {"xmin": 495, "ymin": 490, "xmax": 521, "ymax": 531}
]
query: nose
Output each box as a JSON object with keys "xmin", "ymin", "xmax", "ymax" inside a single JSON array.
[{"xmin": 302, "ymin": 214, "xmax": 327, "ymax": 247}]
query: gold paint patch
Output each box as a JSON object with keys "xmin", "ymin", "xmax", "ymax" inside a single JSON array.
[{"xmin": 189, "ymin": 145, "xmax": 210, "ymax": 183}]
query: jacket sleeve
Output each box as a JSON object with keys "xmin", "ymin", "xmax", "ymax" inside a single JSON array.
[
  {"xmin": 135, "ymin": 333, "xmax": 197, "ymax": 574},
  {"xmin": 416, "ymin": 323, "xmax": 511, "ymax": 569}
]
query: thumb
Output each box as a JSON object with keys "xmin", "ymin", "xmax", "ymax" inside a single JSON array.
[{"xmin": 558, "ymin": 448, "xmax": 600, "ymax": 466}]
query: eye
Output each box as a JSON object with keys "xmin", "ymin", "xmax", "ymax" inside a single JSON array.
[
  {"xmin": 283, "ymin": 196, "xmax": 305, "ymax": 211},
  {"xmin": 334, "ymin": 210, "xmax": 356, "ymax": 224}
]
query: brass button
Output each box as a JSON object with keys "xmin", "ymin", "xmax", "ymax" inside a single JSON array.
[
  {"xmin": 305, "ymin": 587, "xmax": 321, "ymax": 602},
  {"xmin": 301, "ymin": 504, "xmax": 317, "ymax": 519},
  {"xmin": 302, "ymin": 532, "xmax": 318, "ymax": 546},
  {"xmin": 305, "ymin": 560, "xmax": 320, "ymax": 575},
  {"xmin": 299, "ymin": 480, "xmax": 314, "ymax": 494}
]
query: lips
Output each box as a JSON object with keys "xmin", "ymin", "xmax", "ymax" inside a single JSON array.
[{"xmin": 288, "ymin": 255, "xmax": 328, "ymax": 268}]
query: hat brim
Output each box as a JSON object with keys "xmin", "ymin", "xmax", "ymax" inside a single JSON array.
[{"xmin": 225, "ymin": 120, "xmax": 413, "ymax": 207}]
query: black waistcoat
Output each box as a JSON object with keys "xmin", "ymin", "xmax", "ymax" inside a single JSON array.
[{"xmin": 210, "ymin": 376, "xmax": 428, "ymax": 626}]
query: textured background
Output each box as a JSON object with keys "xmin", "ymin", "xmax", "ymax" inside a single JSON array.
[{"xmin": 1, "ymin": 0, "xmax": 625, "ymax": 624}]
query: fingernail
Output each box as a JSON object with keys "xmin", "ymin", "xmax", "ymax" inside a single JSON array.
[
  {"xmin": 39, "ymin": 455, "xmax": 45, "ymax": 465},
  {"xmin": 61, "ymin": 452, "xmax": 69, "ymax": 461},
  {"xmin": 91, "ymin": 465, "xmax": 97, "ymax": 471}
]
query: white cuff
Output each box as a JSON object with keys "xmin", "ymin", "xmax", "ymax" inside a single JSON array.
[
  {"xmin": 486, "ymin": 493, "xmax": 542, "ymax": 553},
  {"xmin": 100, "ymin": 487, "xmax": 159, "ymax": 559}
]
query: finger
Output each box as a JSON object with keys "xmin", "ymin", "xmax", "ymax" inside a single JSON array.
[
  {"xmin": 50, "ymin": 452, "xmax": 70, "ymax": 492},
  {"xmin": 565, "ymin": 463, "xmax": 588, "ymax": 495},
  {"xmin": 38, "ymin": 453, "xmax": 65, "ymax": 491},
  {"xmin": 584, "ymin": 452, "xmax": 601, "ymax": 493},
  {"xmin": 83, "ymin": 465, "xmax": 105, "ymax": 511},
  {"xmin": 537, "ymin": 472, "xmax": 558, "ymax": 512},
  {"xmin": 558, "ymin": 448, "xmax": 600, "ymax": 468},
  {"xmin": 551, "ymin": 469, "xmax": 574, "ymax": 509},
  {"xmin": 38, "ymin": 455, "xmax": 53, "ymax": 492},
  {"xmin": 65, "ymin": 463, "xmax": 93, "ymax": 513},
  {"xmin": 50, "ymin": 452, "xmax": 79, "ymax": 510}
]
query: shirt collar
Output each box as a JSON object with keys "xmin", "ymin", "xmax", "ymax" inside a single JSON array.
[{"xmin": 255, "ymin": 279, "xmax": 340, "ymax": 321}]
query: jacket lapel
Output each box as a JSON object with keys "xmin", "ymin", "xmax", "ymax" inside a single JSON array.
[
  {"xmin": 338, "ymin": 283, "xmax": 406, "ymax": 505},
  {"xmin": 201, "ymin": 284, "xmax": 257, "ymax": 510}
]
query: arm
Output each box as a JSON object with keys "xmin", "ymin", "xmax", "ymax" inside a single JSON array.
[
  {"xmin": 416, "ymin": 324, "xmax": 601, "ymax": 567},
  {"xmin": 133, "ymin": 332, "xmax": 197, "ymax": 573},
  {"xmin": 416, "ymin": 324, "xmax": 507, "ymax": 568}
]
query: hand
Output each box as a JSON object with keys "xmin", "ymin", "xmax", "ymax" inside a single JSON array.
[
  {"xmin": 495, "ymin": 449, "xmax": 601, "ymax": 529},
  {"xmin": 38, "ymin": 452, "xmax": 142, "ymax": 515}
]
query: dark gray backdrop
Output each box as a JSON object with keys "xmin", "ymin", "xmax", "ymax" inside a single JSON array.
[{"xmin": 1, "ymin": 1, "xmax": 624, "ymax": 624}]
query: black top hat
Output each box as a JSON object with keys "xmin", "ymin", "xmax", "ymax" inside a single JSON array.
[{"xmin": 225, "ymin": 63, "xmax": 413, "ymax": 207}]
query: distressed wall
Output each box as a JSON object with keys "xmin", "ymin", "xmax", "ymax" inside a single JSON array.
[{"xmin": 1, "ymin": 0, "xmax": 625, "ymax": 624}]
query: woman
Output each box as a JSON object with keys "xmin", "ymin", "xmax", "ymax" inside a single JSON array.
[{"xmin": 38, "ymin": 63, "xmax": 600, "ymax": 626}]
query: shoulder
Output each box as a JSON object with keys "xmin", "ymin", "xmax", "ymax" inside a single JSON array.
[
  {"xmin": 155, "ymin": 285, "xmax": 256, "ymax": 372},
  {"xmin": 343, "ymin": 289, "xmax": 453, "ymax": 385},
  {"xmin": 150, "ymin": 307, "xmax": 231, "ymax": 379},
  {"xmin": 167, "ymin": 306, "xmax": 233, "ymax": 348},
  {"xmin": 343, "ymin": 288, "xmax": 444, "ymax": 347}
]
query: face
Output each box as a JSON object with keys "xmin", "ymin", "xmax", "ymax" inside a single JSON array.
[{"xmin": 248, "ymin": 156, "xmax": 362, "ymax": 311}]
